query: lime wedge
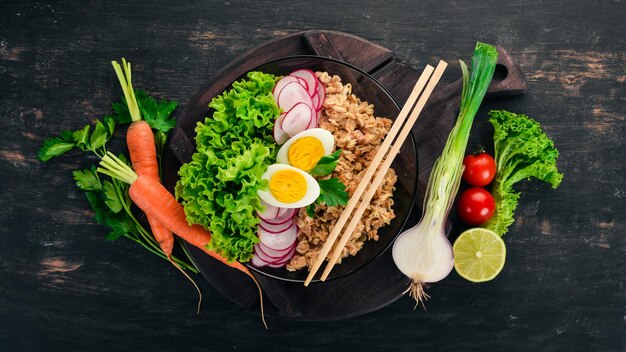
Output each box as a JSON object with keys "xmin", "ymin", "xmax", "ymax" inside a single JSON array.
[{"xmin": 453, "ymin": 227, "xmax": 506, "ymax": 283}]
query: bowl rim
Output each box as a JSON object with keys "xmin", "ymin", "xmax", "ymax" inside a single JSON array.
[{"xmin": 234, "ymin": 55, "xmax": 419, "ymax": 283}]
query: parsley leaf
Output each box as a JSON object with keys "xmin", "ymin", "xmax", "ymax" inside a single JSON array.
[
  {"xmin": 138, "ymin": 90, "xmax": 158, "ymax": 121},
  {"xmin": 156, "ymin": 99, "xmax": 178, "ymax": 129},
  {"xmin": 73, "ymin": 166, "xmax": 102, "ymax": 191},
  {"xmin": 103, "ymin": 180, "xmax": 123, "ymax": 213},
  {"xmin": 103, "ymin": 115, "xmax": 116, "ymax": 135},
  {"xmin": 304, "ymin": 178, "xmax": 348, "ymax": 218},
  {"xmin": 112, "ymin": 90, "xmax": 178, "ymax": 133},
  {"xmin": 306, "ymin": 204, "xmax": 316, "ymax": 218},
  {"xmin": 72, "ymin": 125, "xmax": 91, "ymax": 151},
  {"xmin": 89, "ymin": 120, "xmax": 109, "ymax": 150},
  {"xmin": 105, "ymin": 215, "xmax": 136, "ymax": 241},
  {"xmin": 85, "ymin": 191, "xmax": 111, "ymax": 224},
  {"xmin": 37, "ymin": 134, "xmax": 75, "ymax": 162},
  {"xmin": 309, "ymin": 150, "xmax": 342, "ymax": 176},
  {"xmin": 317, "ymin": 178, "xmax": 348, "ymax": 207},
  {"xmin": 84, "ymin": 190, "xmax": 135, "ymax": 242},
  {"xmin": 111, "ymin": 99, "xmax": 132, "ymax": 124}
]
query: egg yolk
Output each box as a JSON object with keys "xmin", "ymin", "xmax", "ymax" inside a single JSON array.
[
  {"xmin": 288, "ymin": 136, "xmax": 325, "ymax": 171},
  {"xmin": 269, "ymin": 169, "xmax": 308, "ymax": 203}
]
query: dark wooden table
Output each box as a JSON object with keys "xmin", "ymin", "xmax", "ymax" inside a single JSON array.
[{"xmin": 1, "ymin": 1, "xmax": 624, "ymax": 351}]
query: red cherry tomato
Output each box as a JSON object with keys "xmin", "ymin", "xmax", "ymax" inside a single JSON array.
[
  {"xmin": 457, "ymin": 187, "xmax": 495, "ymax": 225},
  {"xmin": 462, "ymin": 153, "xmax": 496, "ymax": 187}
]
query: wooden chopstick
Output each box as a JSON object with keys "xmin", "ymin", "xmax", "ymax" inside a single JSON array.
[
  {"xmin": 320, "ymin": 60, "xmax": 448, "ymax": 281},
  {"xmin": 303, "ymin": 64, "xmax": 436, "ymax": 286}
]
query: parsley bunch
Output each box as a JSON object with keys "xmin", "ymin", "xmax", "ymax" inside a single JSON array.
[{"xmin": 38, "ymin": 91, "xmax": 197, "ymax": 272}]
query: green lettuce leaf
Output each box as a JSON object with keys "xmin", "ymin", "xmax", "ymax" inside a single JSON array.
[
  {"xmin": 485, "ymin": 110, "xmax": 563, "ymax": 236},
  {"xmin": 176, "ymin": 71, "xmax": 280, "ymax": 262}
]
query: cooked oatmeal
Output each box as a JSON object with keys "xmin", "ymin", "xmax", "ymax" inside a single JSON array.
[{"xmin": 286, "ymin": 71, "xmax": 398, "ymax": 272}]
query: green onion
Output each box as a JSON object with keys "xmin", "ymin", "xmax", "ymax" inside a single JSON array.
[{"xmin": 392, "ymin": 42, "xmax": 498, "ymax": 307}]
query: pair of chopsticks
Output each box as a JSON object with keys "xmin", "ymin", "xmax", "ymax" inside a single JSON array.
[{"xmin": 303, "ymin": 60, "xmax": 448, "ymax": 286}]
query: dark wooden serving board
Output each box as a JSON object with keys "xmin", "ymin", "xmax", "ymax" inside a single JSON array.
[{"xmin": 162, "ymin": 30, "xmax": 527, "ymax": 320}]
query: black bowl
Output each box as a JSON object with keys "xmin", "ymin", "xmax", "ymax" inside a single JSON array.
[
  {"xmin": 242, "ymin": 56, "xmax": 418, "ymax": 282},
  {"xmin": 169, "ymin": 56, "xmax": 418, "ymax": 283}
]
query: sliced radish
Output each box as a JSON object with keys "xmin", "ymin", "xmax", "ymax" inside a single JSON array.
[
  {"xmin": 276, "ymin": 207, "xmax": 297, "ymax": 220},
  {"xmin": 306, "ymin": 105, "xmax": 318, "ymax": 129},
  {"xmin": 250, "ymin": 254, "xmax": 268, "ymax": 268},
  {"xmin": 261, "ymin": 213, "xmax": 295, "ymax": 226},
  {"xmin": 254, "ymin": 247, "xmax": 283, "ymax": 264},
  {"xmin": 281, "ymin": 102, "xmax": 312, "ymax": 136},
  {"xmin": 316, "ymin": 80, "xmax": 326, "ymax": 110},
  {"xmin": 258, "ymin": 241, "xmax": 294, "ymax": 257},
  {"xmin": 259, "ymin": 218, "xmax": 294, "ymax": 234},
  {"xmin": 311, "ymin": 93, "xmax": 320, "ymax": 111},
  {"xmin": 295, "ymin": 77, "xmax": 309, "ymax": 92},
  {"xmin": 255, "ymin": 242, "xmax": 295, "ymax": 262},
  {"xmin": 257, "ymin": 199, "xmax": 279, "ymax": 220},
  {"xmin": 267, "ymin": 246, "xmax": 296, "ymax": 268},
  {"xmin": 289, "ymin": 69, "xmax": 318, "ymax": 97},
  {"xmin": 276, "ymin": 81, "xmax": 313, "ymax": 112},
  {"xmin": 272, "ymin": 76, "xmax": 300, "ymax": 96},
  {"xmin": 259, "ymin": 224, "xmax": 297, "ymax": 250},
  {"xmin": 273, "ymin": 114, "xmax": 289, "ymax": 145}
]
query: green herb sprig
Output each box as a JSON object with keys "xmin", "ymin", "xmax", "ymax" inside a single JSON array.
[{"xmin": 305, "ymin": 150, "xmax": 349, "ymax": 217}]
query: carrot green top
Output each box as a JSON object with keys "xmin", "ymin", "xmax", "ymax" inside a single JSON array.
[{"xmin": 112, "ymin": 58, "xmax": 141, "ymax": 123}]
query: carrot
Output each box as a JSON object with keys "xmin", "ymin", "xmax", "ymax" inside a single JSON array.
[
  {"xmin": 126, "ymin": 121, "xmax": 175, "ymax": 257},
  {"xmin": 146, "ymin": 215, "xmax": 175, "ymax": 258},
  {"xmin": 126, "ymin": 121, "xmax": 160, "ymax": 179},
  {"xmin": 98, "ymin": 152, "xmax": 267, "ymax": 328},
  {"xmin": 112, "ymin": 60, "xmax": 175, "ymax": 257},
  {"xmin": 112, "ymin": 59, "xmax": 202, "ymax": 313}
]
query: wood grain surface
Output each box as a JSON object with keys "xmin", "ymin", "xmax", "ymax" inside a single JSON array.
[{"xmin": 0, "ymin": 0, "xmax": 624, "ymax": 351}]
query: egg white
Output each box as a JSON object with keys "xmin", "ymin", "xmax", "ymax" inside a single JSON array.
[
  {"xmin": 257, "ymin": 164, "xmax": 320, "ymax": 208},
  {"xmin": 276, "ymin": 128, "xmax": 335, "ymax": 167}
]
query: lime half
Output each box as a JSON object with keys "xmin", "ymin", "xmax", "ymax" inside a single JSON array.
[{"xmin": 453, "ymin": 228, "xmax": 506, "ymax": 283}]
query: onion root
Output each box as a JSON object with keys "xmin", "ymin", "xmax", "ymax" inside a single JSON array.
[{"xmin": 409, "ymin": 278, "xmax": 430, "ymax": 310}]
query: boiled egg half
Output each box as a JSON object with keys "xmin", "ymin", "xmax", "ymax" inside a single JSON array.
[
  {"xmin": 276, "ymin": 128, "xmax": 335, "ymax": 172},
  {"xmin": 258, "ymin": 164, "xmax": 320, "ymax": 208}
]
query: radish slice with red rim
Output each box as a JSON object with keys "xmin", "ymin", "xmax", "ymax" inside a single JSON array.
[
  {"xmin": 275, "ymin": 207, "xmax": 297, "ymax": 220},
  {"xmin": 289, "ymin": 69, "xmax": 318, "ymax": 97},
  {"xmin": 305, "ymin": 105, "xmax": 318, "ymax": 129},
  {"xmin": 255, "ymin": 242, "xmax": 295, "ymax": 261},
  {"xmin": 311, "ymin": 93, "xmax": 320, "ymax": 111},
  {"xmin": 276, "ymin": 81, "xmax": 313, "ymax": 112},
  {"xmin": 257, "ymin": 199, "xmax": 279, "ymax": 220},
  {"xmin": 267, "ymin": 246, "xmax": 296, "ymax": 268},
  {"xmin": 273, "ymin": 114, "xmax": 289, "ymax": 145},
  {"xmin": 259, "ymin": 218, "xmax": 294, "ymax": 234},
  {"xmin": 316, "ymin": 79, "xmax": 326, "ymax": 109},
  {"xmin": 259, "ymin": 224, "xmax": 297, "ymax": 250},
  {"xmin": 272, "ymin": 76, "xmax": 300, "ymax": 97},
  {"xmin": 295, "ymin": 77, "xmax": 309, "ymax": 92},
  {"xmin": 258, "ymin": 241, "xmax": 294, "ymax": 256},
  {"xmin": 250, "ymin": 254, "xmax": 268, "ymax": 268},
  {"xmin": 261, "ymin": 212, "xmax": 295, "ymax": 226},
  {"xmin": 254, "ymin": 246, "xmax": 285, "ymax": 263},
  {"xmin": 281, "ymin": 102, "xmax": 313, "ymax": 136}
]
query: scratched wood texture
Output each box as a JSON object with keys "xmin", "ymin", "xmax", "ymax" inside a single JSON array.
[{"xmin": 0, "ymin": 0, "xmax": 624, "ymax": 351}]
